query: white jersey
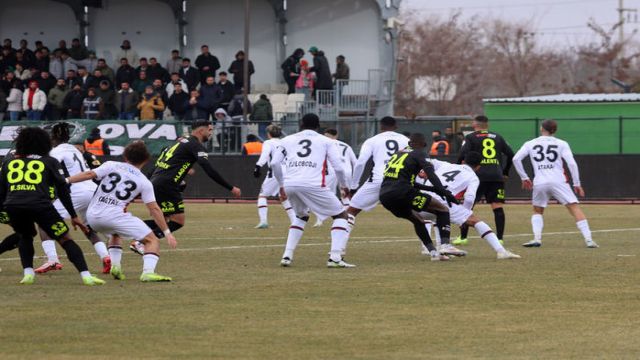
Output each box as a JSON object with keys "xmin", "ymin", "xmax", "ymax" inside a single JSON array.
[
  {"xmin": 50, "ymin": 143, "xmax": 97, "ymax": 193},
  {"xmin": 327, "ymin": 139, "xmax": 357, "ymax": 178},
  {"xmin": 423, "ymin": 161, "xmax": 480, "ymax": 209},
  {"xmin": 351, "ymin": 131, "xmax": 409, "ymax": 188},
  {"xmin": 271, "ymin": 129, "xmax": 347, "ymax": 188},
  {"xmin": 513, "ymin": 136, "xmax": 580, "ymax": 186},
  {"xmin": 87, "ymin": 161, "xmax": 156, "ymax": 218},
  {"xmin": 255, "ymin": 138, "xmax": 282, "ymax": 169}
]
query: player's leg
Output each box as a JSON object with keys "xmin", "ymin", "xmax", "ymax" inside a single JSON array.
[
  {"xmin": 35, "ymin": 227, "xmax": 63, "ymax": 273},
  {"xmin": 108, "ymin": 234, "xmax": 126, "ymax": 280},
  {"xmin": 256, "ymin": 195, "xmax": 269, "ymax": 228},
  {"xmin": 138, "ymin": 231, "xmax": 172, "ymax": 282},
  {"xmin": 0, "ymin": 233, "xmax": 21, "ymax": 255},
  {"xmin": 346, "ymin": 182, "xmax": 379, "ymax": 232},
  {"xmin": 465, "ymin": 214, "xmax": 520, "ymax": 259},
  {"xmin": 524, "ymin": 185, "xmax": 548, "ymax": 247},
  {"xmin": 426, "ymin": 200, "xmax": 466, "ymax": 256},
  {"xmin": 455, "ymin": 185, "xmax": 482, "ymax": 245},
  {"xmin": 144, "ymin": 187, "xmax": 185, "ymax": 239},
  {"xmin": 83, "ymin": 226, "xmax": 111, "ymax": 273},
  {"xmin": 565, "ymin": 204, "xmax": 597, "ymax": 248},
  {"xmin": 485, "ymin": 182, "xmax": 507, "ymax": 243},
  {"xmin": 280, "ymin": 187, "xmax": 308, "ymax": 266}
]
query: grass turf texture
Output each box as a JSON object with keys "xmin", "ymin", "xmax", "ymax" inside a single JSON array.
[{"xmin": 0, "ymin": 204, "xmax": 639, "ymax": 359}]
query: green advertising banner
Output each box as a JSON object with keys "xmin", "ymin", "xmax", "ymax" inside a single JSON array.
[{"xmin": 0, "ymin": 120, "xmax": 187, "ymax": 156}]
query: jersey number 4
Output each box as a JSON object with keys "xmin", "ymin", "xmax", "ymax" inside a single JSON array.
[
  {"xmin": 532, "ymin": 145, "xmax": 558, "ymax": 162},
  {"xmin": 101, "ymin": 173, "xmax": 138, "ymax": 200},
  {"xmin": 441, "ymin": 170, "xmax": 461, "ymax": 182}
]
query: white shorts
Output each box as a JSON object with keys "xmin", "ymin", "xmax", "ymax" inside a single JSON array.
[
  {"xmin": 325, "ymin": 174, "xmax": 338, "ymax": 192},
  {"xmin": 87, "ymin": 212, "xmax": 152, "ymax": 241},
  {"xmin": 430, "ymin": 193, "xmax": 473, "ymax": 226},
  {"xmin": 54, "ymin": 189, "xmax": 94, "ymax": 220},
  {"xmin": 260, "ymin": 176, "xmax": 280, "ymax": 197},
  {"xmin": 532, "ymin": 182, "xmax": 579, "ymax": 207},
  {"xmin": 350, "ymin": 181, "xmax": 381, "ymax": 212},
  {"xmin": 285, "ymin": 185, "xmax": 345, "ymax": 218}
]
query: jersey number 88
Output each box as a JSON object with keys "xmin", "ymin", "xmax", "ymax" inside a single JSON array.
[{"xmin": 6, "ymin": 159, "xmax": 45, "ymax": 184}]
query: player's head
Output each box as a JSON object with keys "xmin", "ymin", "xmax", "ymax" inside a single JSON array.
[
  {"xmin": 51, "ymin": 122, "xmax": 71, "ymax": 146},
  {"xmin": 464, "ymin": 151, "xmax": 483, "ymax": 171},
  {"xmin": 123, "ymin": 141, "xmax": 150, "ymax": 168},
  {"xmin": 300, "ymin": 113, "xmax": 320, "ymax": 130},
  {"xmin": 324, "ymin": 128, "xmax": 338, "ymax": 140},
  {"xmin": 380, "ymin": 116, "xmax": 397, "ymax": 131},
  {"xmin": 266, "ymin": 124, "xmax": 282, "ymax": 139},
  {"xmin": 14, "ymin": 127, "xmax": 52, "ymax": 157},
  {"xmin": 541, "ymin": 119, "xmax": 557, "ymax": 135},
  {"xmin": 191, "ymin": 120, "xmax": 213, "ymax": 142},
  {"xmin": 246, "ymin": 134, "xmax": 259, "ymax": 142},
  {"xmin": 472, "ymin": 115, "xmax": 489, "ymax": 130},
  {"xmin": 408, "ymin": 132, "xmax": 427, "ymax": 150}
]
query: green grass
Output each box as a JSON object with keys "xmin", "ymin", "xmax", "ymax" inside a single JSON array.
[{"xmin": 1, "ymin": 204, "xmax": 639, "ymax": 359}]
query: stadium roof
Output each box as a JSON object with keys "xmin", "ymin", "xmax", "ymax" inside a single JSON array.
[{"xmin": 483, "ymin": 93, "xmax": 640, "ymax": 103}]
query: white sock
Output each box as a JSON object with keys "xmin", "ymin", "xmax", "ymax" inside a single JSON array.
[
  {"xmin": 257, "ymin": 197, "xmax": 268, "ymax": 224},
  {"xmin": 434, "ymin": 227, "xmax": 442, "ymax": 247},
  {"xmin": 283, "ymin": 218, "xmax": 306, "ymax": 259},
  {"xmin": 347, "ymin": 213, "xmax": 356, "ymax": 232},
  {"xmin": 330, "ymin": 218, "xmax": 349, "ymax": 262},
  {"xmin": 142, "ymin": 253, "xmax": 159, "ymax": 274},
  {"xmin": 531, "ymin": 214, "xmax": 544, "ymax": 241},
  {"xmin": 474, "ymin": 221, "xmax": 505, "ymax": 253},
  {"xmin": 109, "ymin": 246, "xmax": 122, "ymax": 266},
  {"xmin": 41, "ymin": 240, "xmax": 59, "ymax": 263},
  {"xmin": 576, "ymin": 219, "xmax": 592, "ymax": 242},
  {"xmin": 93, "ymin": 241, "xmax": 109, "ymax": 259},
  {"xmin": 281, "ymin": 200, "xmax": 296, "ymax": 224},
  {"xmin": 24, "ymin": 267, "xmax": 35, "ymax": 276},
  {"xmin": 80, "ymin": 271, "xmax": 91, "ymax": 278}
]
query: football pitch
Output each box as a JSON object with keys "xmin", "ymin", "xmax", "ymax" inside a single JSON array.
[{"xmin": 0, "ymin": 203, "xmax": 639, "ymax": 359}]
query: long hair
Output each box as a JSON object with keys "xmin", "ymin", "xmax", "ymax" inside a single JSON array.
[
  {"xmin": 51, "ymin": 122, "xmax": 71, "ymax": 146},
  {"xmin": 14, "ymin": 127, "xmax": 52, "ymax": 157}
]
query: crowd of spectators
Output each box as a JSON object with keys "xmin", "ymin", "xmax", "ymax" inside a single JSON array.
[{"xmin": 280, "ymin": 46, "xmax": 350, "ymax": 97}]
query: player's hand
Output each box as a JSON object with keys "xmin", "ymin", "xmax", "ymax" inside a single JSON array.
[
  {"xmin": 521, "ymin": 179, "xmax": 533, "ymax": 191},
  {"xmin": 418, "ymin": 169, "xmax": 427, "ymax": 179},
  {"xmin": 71, "ymin": 217, "xmax": 89, "ymax": 233},
  {"xmin": 279, "ymin": 187, "xmax": 288, "ymax": 201},
  {"xmin": 166, "ymin": 233, "xmax": 177, "ymax": 249},
  {"xmin": 230, "ymin": 186, "xmax": 242, "ymax": 198},
  {"xmin": 253, "ymin": 165, "xmax": 261, "ymax": 178},
  {"xmin": 574, "ymin": 185, "xmax": 585, "ymax": 197},
  {"xmin": 187, "ymin": 168, "xmax": 196, "ymax": 176},
  {"xmin": 443, "ymin": 191, "xmax": 459, "ymax": 207},
  {"xmin": 0, "ymin": 211, "xmax": 10, "ymax": 224}
]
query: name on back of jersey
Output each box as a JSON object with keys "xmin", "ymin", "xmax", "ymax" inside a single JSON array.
[
  {"xmin": 288, "ymin": 160, "xmax": 317, "ymax": 169},
  {"xmin": 97, "ymin": 195, "xmax": 121, "ymax": 206}
]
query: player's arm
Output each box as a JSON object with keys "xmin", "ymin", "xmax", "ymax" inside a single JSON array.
[
  {"xmin": 347, "ymin": 146, "xmax": 357, "ymax": 170},
  {"xmin": 416, "ymin": 156, "xmax": 458, "ymax": 205},
  {"xmin": 501, "ymin": 137, "xmax": 515, "ymax": 178},
  {"xmin": 512, "ymin": 144, "xmax": 532, "ymax": 190},
  {"xmin": 561, "ymin": 143, "xmax": 583, "ymax": 196},
  {"xmin": 66, "ymin": 170, "xmax": 98, "ymax": 183},
  {"xmin": 49, "ymin": 158, "xmax": 88, "ymax": 232},
  {"xmin": 253, "ymin": 141, "xmax": 271, "ymax": 177},
  {"xmin": 196, "ymin": 153, "xmax": 241, "ymax": 197},
  {"xmin": 270, "ymin": 145, "xmax": 286, "ymax": 187},
  {"xmin": 456, "ymin": 135, "xmax": 471, "ymax": 164},
  {"xmin": 350, "ymin": 141, "xmax": 373, "ymax": 191},
  {"xmin": 463, "ymin": 177, "xmax": 480, "ymax": 210}
]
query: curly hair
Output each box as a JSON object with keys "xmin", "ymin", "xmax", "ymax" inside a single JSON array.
[
  {"xmin": 14, "ymin": 127, "xmax": 52, "ymax": 157},
  {"xmin": 51, "ymin": 122, "xmax": 71, "ymax": 146}
]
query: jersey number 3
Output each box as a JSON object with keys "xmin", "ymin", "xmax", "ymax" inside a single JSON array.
[
  {"xmin": 532, "ymin": 145, "xmax": 558, "ymax": 162},
  {"xmin": 297, "ymin": 140, "xmax": 312, "ymax": 157},
  {"xmin": 101, "ymin": 173, "xmax": 138, "ymax": 200}
]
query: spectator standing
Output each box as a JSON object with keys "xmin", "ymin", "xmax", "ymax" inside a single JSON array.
[
  {"xmin": 151, "ymin": 79, "xmax": 168, "ymax": 119},
  {"xmin": 281, "ymin": 48, "xmax": 304, "ymax": 94},
  {"xmin": 1, "ymin": 47, "xmax": 17, "ymax": 73},
  {"xmin": 227, "ymin": 90, "xmax": 252, "ymax": 117},
  {"xmin": 61, "ymin": 52, "xmax": 78, "ymax": 78},
  {"xmin": 137, "ymin": 85, "xmax": 164, "ymax": 120},
  {"xmin": 165, "ymin": 72, "xmax": 188, "ymax": 97},
  {"xmin": 53, "ymin": 40, "xmax": 67, "ymax": 55},
  {"xmin": 295, "ymin": 59, "xmax": 314, "ymax": 100},
  {"xmin": 132, "ymin": 71, "xmax": 152, "ymax": 94},
  {"xmin": 185, "ymin": 89, "xmax": 208, "ymax": 120},
  {"xmin": 65, "ymin": 69, "xmax": 79, "ymax": 89},
  {"xmin": 87, "ymin": 69, "xmax": 110, "ymax": 90},
  {"xmin": 228, "ymin": 50, "xmax": 254, "ymax": 94},
  {"xmin": 114, "ymin": 40, "xmax": 140, "ymax": 68},
  {"xmin": 166, "ymin": 49, "xmax": 182, "ymax": 74},
  {"xmin": 33, "ymin": 49, "xmax": 49, "ymax": 72},
  {"xmin": 84, "ymin": 128, "xmax": 111, "ymax": 157},
  {"xmin": 6, "ymin": 80, "xmax": 23, "ymax": 120},
  {"xmin": 217, "ymin": 72, "xmax": 235, "ymax": 110},
  {"xmin": 0, "ymin": 87, "xmax": 6, "ymax": 120},
  {"xmin": 429, "ymin": 130, "xmax": 450, "ymax": 156},
  {"xmin": 199, "ymin": 75, "xmax": 222, "ymax": 120},
  {"xmin": 95, "ymin": 80, "xmax": 117, "ymax": 119},
  {"xmin": 115, "ymin": 58, "xmax": 136, "ymax": 88},
  {"xmin": 135, "ymin": 57, "xmax": 149, "ymax": 78},
  {"xmin": 179, "ymin": 58, "xmax": 199, "ymax": 91},
  {"xmin": 242, "ymin": 134, "xmax": 262, "ymax": 155},
  {"xmin": 17, "ymin": 39, "xmax": 35, "ymax": 68},
  {"xmin": 309, "ymin": 47, "xmax": 333, "ymax": 93},
  {"xmin": 95, "ymin": 58, "xmax": 115, "ymax": 84},
  {"xmin": 250, "ymin": 94, "xmax": 273, "ymax": 138},
  {"xmin": 63, "ymin": 83, "xmax": 85, "ymax": 118},
  {"xmin": 22, "ymin": 80, "xmax": 47, "ymax": 120},
  {"xmin": 333, "ymin": 55, "xmax": 350, "ymax": 97},
  {"xmin": 68, "ymin": 38, "xmax": 89, "ymax": 61},
  {"xmin": 35, "ymin": 70, "xmax": 56, "ymax": 94},
  {"xmin": 76, "ymin": 66, "xmax": 91, "ymax": 89},
  {"xmin": 1, "ymin": 71, "xmax": 15, "ymax": 93},
  {"xmin": 195, "ymin": 45, "xmax": 221, "ymax": 85},
  {"xmin": 82, "ymin": 51, "xmax": 98, "ymax": 73},
  {"xmin": 81, "ymin": 87, "xmax": 103, "ymax": 119},
  {"xmin": 147, "ymin": 57, "xmax": 169, "ymax": 83},
  {"xmin": 47, "ymin": 78, "xmax": 69, "ymax": 120},
  {"xmin": 167, "ymin": 82, "xmax": 189, "ymax": 120},
  {"xmin": 116, "ymin": 82, "xmax": 139, "ymax": 120},
  {"xmin": 14, "ymin": 63, "xmax": 32, "ymax": 81}
]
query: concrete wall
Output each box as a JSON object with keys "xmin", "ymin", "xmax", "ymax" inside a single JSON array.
[{"xmin": 0, "ymin": 0, "xmax": 77, "ymax": 48}]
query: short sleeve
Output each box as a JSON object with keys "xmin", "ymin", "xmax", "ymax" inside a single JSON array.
[{"xmin": 140, "ymin": 179, "xmax": 157, "ymax": 204}]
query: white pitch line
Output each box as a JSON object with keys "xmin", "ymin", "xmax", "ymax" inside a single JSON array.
[{"xmin": 0, "ymin": 227, "xmax": 638, "ymax": 263}]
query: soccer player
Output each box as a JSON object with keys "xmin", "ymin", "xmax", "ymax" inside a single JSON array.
[
  {"xmin": 378, "ymin": 133, "xmax": 460, "ymax": 261},
  {"xmin": 512, "ymin": 119, "xmax": 598, "ymax": 248},
  {"xmin": 34, "ymin": 123, "xmax": 111, "ymax": 274},
  {"xmin": 253, "ymin": 124, "xmax": 296, "ymax": 228},
  {"xmin": 138, "ymin": 120, "xmax": 241, "ymax": 251},
  {"xmin": 421, "ymin": 153, "xmax": 521, "ymax": 259},
  {"xmin": 455, "ymin": 115, "xmax": 514, "ymax": 245},
  {"xmin": 0, "ymin": 127, "xmax": 104, "ymax": 285},
  {"xmin": 67, "ymin": 141, "xmax": 179, "ymax": 282},
  {"xmin": 270, "ymin": 114, "xmax": 353, "ymax": 268}
]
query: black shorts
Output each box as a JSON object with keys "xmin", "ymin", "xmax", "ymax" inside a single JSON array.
[
  {"xmin": 476, "ymin": 181, "xmax": 505, "ymax": 203},
  {"xmin": 380, "ymin": 188, "xmax": 432, "ymax": 219},
  {"xmin": 5, "ymin": 204, "xmax": 69, "ymax": 240},
  {"xmin": 152, "ymin": 182, "xmax": 185, "ymax": 215}
]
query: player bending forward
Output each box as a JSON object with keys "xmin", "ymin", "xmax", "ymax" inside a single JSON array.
[
  {"xmin": 512, "ymin": 119, "xmax": 598, "ymax": 248},
  {"xmin": 421, "ymin": 154, "xmax": 520, "ymax": 259},
  {"xmin": 68, "ymin": 141, "xmax": 178, "ymax": 282},
  {"xmin": 253, "ymin": 124, "xmax": 296, "ymax": 228},
  {"xmin": 271, "ymin": 114, "xmax": 354, "ymax": 268}
]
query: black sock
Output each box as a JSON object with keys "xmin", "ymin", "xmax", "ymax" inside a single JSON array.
[
  {"xmin": 493, "ymin": 207, "xmax": 505, "ymax": 240},
  {"xmin": 412, "ymin": 219, "xmax": 436, "ymax": 252},
  {"xmin": 0, "ymin": 233, "xmax": 21, "ymax": 255},
  {"xmin": 144, "ymin": 220, "xmax": 164, "ymax": 238},
  {"xmin": 85, "ymin": 228, "xmax": 104, "ymax": 245},
  {"xmin": 60, "ymin": 240, "xmax": 89, "ymax": 273},
  {"xmin": 460, "ymin": 223, "xmax": 469, "ymax": 240},
  {"xmin": 434, "ymin": 211, "xmax": 451, "ymax": 245},
  {"xmin": 18, "ymin": 235, "xmax": 35, "ymax": 269},
  {"xmin": 168, "ymin": 221, "xmax": 183, "ymax": 233}
]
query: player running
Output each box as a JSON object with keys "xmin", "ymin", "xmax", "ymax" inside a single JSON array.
[
  {"xmin": 421, "ymin": 154, "xmax": 521, "ymax": 259},
  {"xmin": 0, "ymin": 127, "xmax": 104, "ymax": 285},
  {"xmin": 34, "ymin": 123, "xmax": 111, "ymax": 274},
  {"xmin": 379, "ymin": 133, "xmax": 460, "ymax": 261},
  {"xmin": 253, "ymin": 124, "xmax": 296, "ymax": 228},
  {"xmin": 455, "ymin": 115, "xmax": 514, "ymax": 246},
  {"xmin": 67, "ymin": 141, "xmax": 178, "ymax": 282},
  {"xmin": 512, "ymin": 119, "xmax": 598, "ymax": 248},
  {"xmin": 271, "ymin": 114, "xmax": 353, "ymax": 268}
]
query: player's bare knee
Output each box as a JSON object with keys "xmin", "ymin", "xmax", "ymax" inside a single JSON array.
[
  {"xmin": 347, "ymin": 207, "xmax": 360, "ymax": 216},
  {"xmin": 466, "ymin": 215, "xmax": 479, "ymax": 226},
  {"xmin": 533, "ymin": 206, "xmax": 545, "ymax": 215},
  {"xmin": 332, "ymin": 211, "xmax": 348, "ymax": 220},
  {"xmin": 297, "ymin": 215, "xmax": 310, "ymax": 222}
]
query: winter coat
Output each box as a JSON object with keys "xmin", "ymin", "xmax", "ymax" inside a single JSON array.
[
  {"xmin": 218, "ymin": 81, "xmax": 235, "ymax": 105},
  {"xmin": 132, "ymin": 78, "xmax": 152, "ymax": 95},
  {"xmin": 166, "ymin": 58, "xmax": 182, "ymax": 74},
  {"xmin": 137, "ymin": 94, "xmax": 164, "ymax": 120},
  {"xmin": 165, "ymin": 79, "xmax": 188, "ymax": 97},
  {"xmin": 116, "ymin": 65, "xmax": 136, "ymax": 87},
  {"xmin": 195, "ymin": 53, "xmax": 221, "ymax": 80},
  {"xmin": 228, "ymin": 59, "xmax": 254, "ymax": 90},
  {"xmin": 96, "ymin": 65, "xmax": 115, "ymax": 83},
  {"xmin": 6, "ymin": 88, "xmax": 23, "ymax": 112},
  {"xmin": 251, "ymin": 98, "xmax": 273, "ymax": 121},
  {"xmin": 0, "ymin": 89, "xmax": 7, "ymax": 112},
  {"xmin": 185, "ymin": 96, "xmax": 209, "ymax": 120},
  {"xmin": 179, "ymin": 66, "xmax": 200, "ymax": 91},
  {"xmin": 115, "ymin": 88, "xmax": 139, "ymax": 113},
  {"xmin": 14, "ymin": 68, "xmax": 32, "ymax": 81},
  {"xmin": 167, "ymin": 91, "xmax": 189, "ymax": 115},
  {"xmin": 114, "ymin": 48, "xmax": 140, "ymax": 68},
  {"xmin": 95, "ymin": 87, "xmax": 117, "ymax": 117},
  {"xmin": 36, "ymin": 76, "xmax": 57, "ymax": 94},
  {"xmin": 310, "ymin": 52, "xmax": 333, "ymax": 90},
  {"xmin": 68, "ymin": 45, "xmax": 89, "ymax": 61},
  {"xmin": 49, "ymin": 58, "xmax": 78, "ymax": 79},
  {"xmin": 199, "ymin": 83, "xmax": 222, "ymax": 110},
  {"xmin": 48, "ymin": 86, "xmax": 69, "ymax": 109},
  {"xmin": 295, "ymin": 70, "xmax": 315, "ymax": 89},
  {"xmin": 281, "ymin": 55, "xmax": 301, "ymax": 80},
  {"xmin": 227, "ymin": 94, "xmax": 252, "ymax": 117},
  {"xmin": 63, "ymin": 89, "xmax": 86, "ymax": 113},
  {"xmin": 22, "ymin": 88, "xmax": 47, "ymax": 111},
  {"xmin": 147, "ymin": 64, "xmax": 169, "ymax": 83},
  {"xmin": 334, "ymin": 62, "xmax": 350, "ymax": 81}
]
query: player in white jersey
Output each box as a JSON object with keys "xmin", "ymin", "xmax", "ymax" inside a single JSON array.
[
  {"xmin": 270, "ymin": 114, "xmax": 354, "ymax": 268},
  {"xmin": 421, "ymin": 153, "xmax": 521, "ymax": 259},
  {"xmin": 67, "ymin": 141, "xmax": 179, "ymax": 282},
  {"xmin": 346, "ymin": 117, "xmax": 409, "ymax": 244},
  {"xmin": 253, "ymin": 125, "xmax": 296, "ymax": 228},
  {"xmin": 312, "ymin": 128, "xmax": 356, "ymax": 227},
  {"xmin": 512, "ymin": 119, "xmax": 598, "ymax": 248},
  {"xmin": 34, "ymin": 123, "xmax": 112, "ymax": 275}
]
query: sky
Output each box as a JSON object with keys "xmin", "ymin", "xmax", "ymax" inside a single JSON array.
[{"xmin": 402, "ymin": 0, "xmax": 640, "ymax": 47}]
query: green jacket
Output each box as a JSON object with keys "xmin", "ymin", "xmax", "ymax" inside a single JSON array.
[
  {"xmin": 48, "ymin": 86, "xmax": 70, "ymax": 109},
  {"xmin": 251, "ymin": 98, "xmax": 273, "ymax": 121}
]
